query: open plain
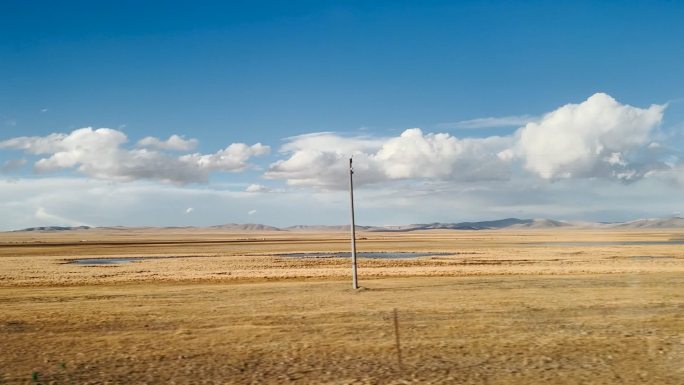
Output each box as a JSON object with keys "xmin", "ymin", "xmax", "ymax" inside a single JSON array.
[{"xmin": 1, "ymin": 228, "xmax": 683, "ymax": 384}]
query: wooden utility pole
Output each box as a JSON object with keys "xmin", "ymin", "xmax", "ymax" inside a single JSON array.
[
  {"xmin": 349, "ymin": 157, "xmax": 359, "ymax": 289},
  {"xmin": 393, "ymin": 308, "xmax": 403, "ymax": 369}
]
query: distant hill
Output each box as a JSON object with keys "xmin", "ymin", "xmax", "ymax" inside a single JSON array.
[
  {"xmin": 12, "ymin": 226, "xmax": 91, "ymax": 232},
  {"xmin": 284, "ymin": 225, "xmax": 378, "ymax": 232},
  {"xmin": 286, "ymin": 217, "xmax": 684, "ymax": 231},
  {"xmin": 612, "ymin": 217, "xmax": 684, "ymax": 229},
  {"xmin": 209, "ymin": 223, "xmax": 282, "ymax": 231},
  {"xmin": 8, "ymin": 217, "xmax": 684, "ymax": 233},
  {"xmin": 444, "ymin": 218, "xmax": 535, "ymax": 230},
  {"xmin": 507, "ymin": 219, "xmax": 571, "ymax": 229},
  {"xmin": 373, "ymin": 218, "xmax": 536, "ymax": 231}
]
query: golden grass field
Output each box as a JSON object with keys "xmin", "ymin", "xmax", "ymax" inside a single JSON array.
[{"xmin": 1, "ymin": 228, "xmax": 683, "ymax": 384}]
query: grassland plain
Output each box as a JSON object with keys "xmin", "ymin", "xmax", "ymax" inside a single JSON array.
[{"xmin": 0, "ymin": 229, "xmax": 683, "ymax": 384}]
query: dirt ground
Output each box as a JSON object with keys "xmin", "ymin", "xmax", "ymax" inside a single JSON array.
[{"xmin": 1, "ymin": 229, "xmax": 683, "ymax": 384}]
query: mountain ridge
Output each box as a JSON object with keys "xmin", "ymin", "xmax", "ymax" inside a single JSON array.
[{"xmin": 8, "ymin": 217, "xmax": 684, "ymax": 232}]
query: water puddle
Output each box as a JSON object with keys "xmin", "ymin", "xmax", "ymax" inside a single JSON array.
[
  {"xmin": 70, "ymin": 257, "xmax": 148, "ymax": 265},
  {"xmin": 627, "ymin": 256, "xmax": 676, "ymax": 260},
  {"xmin": 540, "ymin": 241, "xmax": 684, "ymax": 247},
  {"xmin": 275, "ymin": 252, "xmax": 449, "ymax": 259}
]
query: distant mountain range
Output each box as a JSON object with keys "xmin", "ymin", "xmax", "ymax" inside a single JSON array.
[
  {"xmin": 210, "ymin": 223, "xmax": 282, "ymax": 231},
  {"xmin": 611, "ymin": 217, "xmax": 684, "ymax": 229},
  {"xmin": 9, "ymin": 217, "xmax": 684, "ymax": 232},
  {"xmin": 13, "ymin": 226, "xmax": 92, "ymax": 232}
]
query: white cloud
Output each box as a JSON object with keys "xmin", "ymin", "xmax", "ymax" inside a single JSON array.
[
  {"xmin": 248, "ymin": 209, "xmax": 257, "ymax": 215},
  {"xmin": 245, "ymin": 184, "xmax": 270, "ymax": 193},
  {"xmin": 374, "ymin": 128, "xmax": 511, "ymax": 180},
  {"xmin": 35, "ymin": 206, "xmax": 89, "ymax": 227},
  {"xmin": 2, "ymin": 172, "xmax": 684, "ymax": 231},
  {"xmin": 137, "ymin": 134, "xmax": 198, "ymax": 151},
  {"xmin": 180, "ymin": 143, "xmax": 269, "ymax": 172},
  {"xmin": 280, "ymin": 132, "xmax": 384, "ymax": 154},
  {"xmin": 265, "ymin": 132, "xmax": 385, "ymax": 187},
  {"xmin": 1, "ymin": 158, "xmax": 26, "ymax": 173},
  {"xmin": 0, "ymin": 127, "xmax": 269, "ymax": 184},
  {"xmin": 438, "ymin": 115, "xmax": 535, "ymax": 129},
  {"xmin": 0, "ymin": 93, "xmax": 679, "ymax": 230},
  {"xmin": 513, "ymin": 93, "xmax": 666, "ymax": 180},
  {"xmin": 265, "ymin": 128, "xmax": 510, "ymax": 188},
  {"xmin": 265, "ymin": 93, "xmax": 670, "ymax": 188},
  {"xmin": 185, "ymin": 207, "xmax": 194, "ymax": 214},
  {"xmin": 0, "ymin": 178, "xmax": 348, "ymax": 230}
]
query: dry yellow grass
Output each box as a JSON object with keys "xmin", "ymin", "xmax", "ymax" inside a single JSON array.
[
  {"xmin": 0, "ymin": 229, "xmax": 683, "ymax": 384},
  {"xmin": 1, "ymin": 228, "xmax": 684, "ymax": 286}
]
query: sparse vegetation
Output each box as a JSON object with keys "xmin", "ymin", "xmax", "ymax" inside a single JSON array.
[
  {"xmin": 1, "ymin": 228, "xmax": 683, "ymax": 286},
  {"xmin": 1, "ymin": 229, "xmax": 682, "ymax": 383}
]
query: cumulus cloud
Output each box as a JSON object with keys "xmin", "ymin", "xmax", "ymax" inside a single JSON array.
[
  {"xmin": 185, "ymin": 207, "xmax": 194, "ymax": 214},
  {"xmin": 265, "ymin": 129, "xmax": 511, "ymax": 188},
  {"xmin": 513, "ymin": 93, "xmax": 666, "ymax": 181},
  {"xmin": 374, "ymin": 129, "xmax": 511, "ymax": 180},
  {"xmin": 245, "ymin": 184, "xmax": 270, "ymax": 193},
  {"xmin": 0, "ymin": 93, "xmax": 672, "ymax": 192},
  {"xmin": 265, "ymin": 93, "xmax": 670, "ymax": 188},
  {"xmin": 0, "ymin": 127, "xmax": 269, "ymax": 184},
  {"xmin": 265, "ymin": 132, "xmax": 385, "ymax": 188},
  {"xmin": 180, "ymin": 143, "xmax": 269, "ymax": 172},
  {"xmin": 137, "ymin": 134, "xmax": 198, "ymax": 151}
]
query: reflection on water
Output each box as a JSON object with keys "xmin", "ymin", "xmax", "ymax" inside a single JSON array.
[
  {"xmin": 69, "ymin": 251, "xmax": 678, "ymax": 264},
  {"xmin": 540, "ymin": 241, "xmax": 684, "ymax": 246},
  {"xmin": 69, "ymin": 253, "xmax": 447, "ymax": 264},
  {"xmin": 627, "ymin": 256, "xmax": 676, "ymax": 260},
  {"xmin": 71, "ymin": 258, "xmax": 147, "ymax": 265},
  {"xmin": 276, "ymin": 252, "xmax": 448, "ymax": 259}
]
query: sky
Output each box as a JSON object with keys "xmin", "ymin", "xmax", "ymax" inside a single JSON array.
[{"xmin": 1, "ymin": 0, "xmax": 684, "ymax": 230}]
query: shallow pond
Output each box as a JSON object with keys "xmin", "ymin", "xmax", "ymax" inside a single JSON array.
[
  {"xmin": 627, "ymin": 256, "xmax": 676, "ymax": 260},
  {"xmin": 70, "ymin": 257, "xmax": 148, "ymax": 265},
  {"xmin": 275, "ymin": 252, "xmax": 449, "ymax": 259},
  {"xmin": 540, "ymin": 241, "xmax": 684, "ymax": 246}
]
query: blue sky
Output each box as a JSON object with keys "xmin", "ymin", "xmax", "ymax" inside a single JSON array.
[{"xmin": 1, "ymin": 1, "xmax": 684, "ymax": 230}]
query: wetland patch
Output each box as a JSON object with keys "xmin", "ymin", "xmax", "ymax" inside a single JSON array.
[
  {"xmin": 275, "ymin": 252, "xmax": 450, "ymax": 259},
  {"xmin": 69, "ymin": 257, "xmax": 148, "ymax": 265},
  {"xmin": 539, "ymin": 241, "xmax": 684, "ymax": 246}
]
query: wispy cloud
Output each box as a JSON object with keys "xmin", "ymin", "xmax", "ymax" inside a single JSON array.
[
  {"xmin": 35, "ymin": 206, "xmax": 89, "ymax": 227},
  {"xmin": 437, "ymin": 115, "xmax": 535, "ymax": 129},
  {"xmin": 1, "ymin": 158, "xmax": 26, "ymax": 173}
]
